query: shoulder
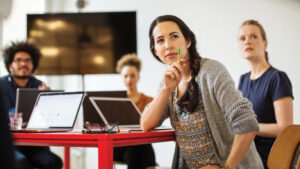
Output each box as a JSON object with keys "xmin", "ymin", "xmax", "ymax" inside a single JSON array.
[
  {"xmin": 140, "ymin": 93, "xmax": 153, "ymax": 103},
  {"xmin": 0, "ymin": 75, "xmax": 10, "ymax": 83},
  {"xmin": 198, "ymin": 58, "xmax": 231, "ymax": 81},
  {"xmin": 268, "ymin": 67, "xmax": 291, "ymax": 82},
  {"xmin": 239, "ymin": 72, "xmax": 250, "ymax": 84},
  {"xmin": 29, "ymin": 76, "xmax": 43, "ymax": 87},
  {"xmin": 200, "ymin": 58, "xmax": 225, "ymax": 71},
  {"xmin": 0, "ymin": 75, "xmax": 10, "ymax": 87}
]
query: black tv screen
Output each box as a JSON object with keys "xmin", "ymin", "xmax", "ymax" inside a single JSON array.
[{"xmin": 27, "ymin": 12, "xmax": 136, "ymax": 75}]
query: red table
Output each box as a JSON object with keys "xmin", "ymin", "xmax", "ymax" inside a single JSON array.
[{"xmin": 13, "ymin": 130, "xmax": 175, "ymax": 169}]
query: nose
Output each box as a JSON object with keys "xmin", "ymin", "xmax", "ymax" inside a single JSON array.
[
  {"xmin": 244, "ymin": 37, "xmax": 251, "ymax": 44},
  {"xmin": 164, "ymin": 39, "xmax": 173, "ymax": 50}
]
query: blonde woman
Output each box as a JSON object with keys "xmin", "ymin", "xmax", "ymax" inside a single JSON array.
[{"xmin": 238, "ymin": 20, "xmax": 294, "ymax": 168}]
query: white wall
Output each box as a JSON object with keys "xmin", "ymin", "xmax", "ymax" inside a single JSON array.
[{"xmin": 1, "ymin": 0, "xmax": 300, "ymax": 168}]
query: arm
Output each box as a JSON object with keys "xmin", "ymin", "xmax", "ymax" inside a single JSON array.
[
  {"xmin": 258, "ymin": 97, "xmax": 293, "ymax": 137},
  {"xmin": 202, "ymin": 60, "xmax": 259, "ymax": 168},
  {"xmin": 140, "ymin": 87, "xmax": 172, "ymax": 132},
  {"xmin": 226, "ymin": 131, "xmax": 257, "ymax": 169},
  {"xmin": 141, "ymin": 61, "xmax": 184, "ymax": 132}
]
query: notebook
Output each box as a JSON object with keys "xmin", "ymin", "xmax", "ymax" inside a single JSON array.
[
  {"xmin": 89, "ymin": 97, "xmax": 141, "ymax": 129},
  {"xmin": 12, "ymin": 92, "xmax": 84, "ymax": 133},
  {"xmin": 83, "ymin": 91, "xmax": 127, "ymax": 127},
  {"xmin": 16, "ymin": 88, "xmax": 64, "ymax": 127}
]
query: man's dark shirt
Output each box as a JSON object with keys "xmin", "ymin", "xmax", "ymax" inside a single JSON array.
[{"xmin": 0, "ymin": 74, "xmax": 42, "ymax": 114}]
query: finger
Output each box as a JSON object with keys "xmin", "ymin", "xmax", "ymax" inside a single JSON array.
[
  {"xmin": 170, "ymin": 67, "xmax": 180, "ymax": 81},
  {"xmin": 165, "ymin": 70, "xmax": 175, "ymax": 80},
  {"xmin": 170, "ymin": 62, "xmax": 183, "ymax": 73}
]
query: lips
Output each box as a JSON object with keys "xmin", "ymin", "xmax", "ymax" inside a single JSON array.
[
  {"xmin": 165, "ymin": 52, "xmax": 177, "ymax": 58},
  {"xmin": 19, "ymin": 67, "xmax": 29, "ymax": 71},
  {"xmin": 244, "ymin": 47, "xmax": 253, "ymax": 52}
]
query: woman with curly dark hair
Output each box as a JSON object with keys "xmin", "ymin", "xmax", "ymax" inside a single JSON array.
[
  {"xmin": 141, "ymin": 15, "xmax": 264, "ymax": 169},
  {"xmin": 114, "ymin": 53, "xmax": 156, "ymax": 169}
]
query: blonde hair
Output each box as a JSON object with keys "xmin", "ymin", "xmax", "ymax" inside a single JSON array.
[
  {"xmin": 116, "ymin": 53, "xmax": 141, "ymax": 73},
  {"xmin": 240, "ymin": 19, "xmax": 269, "ymax": 63}
]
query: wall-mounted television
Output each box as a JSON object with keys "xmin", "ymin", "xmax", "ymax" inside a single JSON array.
[{"xmin": 27, "ymin": 12, "xmax": 136, "ymax": 75}]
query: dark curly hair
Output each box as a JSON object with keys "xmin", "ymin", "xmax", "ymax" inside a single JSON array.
[
  {"xmin": 149, "ymin": 15, "xmax": 202, "ymax": 113},
  {"xmin": 2, "ymin": 41, "xmax": 42, "ymax": 73}
]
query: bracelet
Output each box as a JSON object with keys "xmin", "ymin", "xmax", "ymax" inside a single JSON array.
[{"xmin": 223, "ymin": 161, "xmax": 232, "ymax": 169}]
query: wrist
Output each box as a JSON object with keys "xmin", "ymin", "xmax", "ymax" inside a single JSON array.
[
  {"xmin": 161, "ymin": 86, "xmax": 173, "ymax": 96},
  {"xmin": 223, "ymin": 161, "xmax": 232, "ymax": 169}
]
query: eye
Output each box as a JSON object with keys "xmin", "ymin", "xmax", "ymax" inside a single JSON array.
[
  {"xmin": 251, "ymin": 35, "xmax": 258, "ymax": 39},
  {"xmin": 156, "ymin": 39, "xmax": 164, "ymax": 44},
  {"xmin": 239, "ymin": 36, "xmax": 246, "ymax": 41},
  {"xmin": 171, "ymin": 34, "xmax": 179, "ymax": 39}
]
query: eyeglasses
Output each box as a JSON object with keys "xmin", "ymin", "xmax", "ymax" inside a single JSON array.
[
  {"xmin": 13, "ymin": 58, "xmax": 32, "ymax": 64},
  {"xmin": 83, "ymin": 122, "xmax": 120, "ymax": 134}
]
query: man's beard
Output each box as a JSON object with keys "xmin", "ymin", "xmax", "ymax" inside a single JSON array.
[{"xmin": 13, "ymin": 75, "xmax": 31, "ymax": 79}]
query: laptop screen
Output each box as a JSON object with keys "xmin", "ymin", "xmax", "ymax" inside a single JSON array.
[
  {"xmin": 16, "ymin": 88, "xmax": 64, "ymax": 126},
  {"xmin": 89, "ymin": 97, "xmax": 141, "ymax": 127},
  {"xmin": 83, "ymin": 91, "xmax": 127, "ymax": 126},
  {"xmin": 27, "ymin": 92, "xmax": 84, "ymax": 129}
]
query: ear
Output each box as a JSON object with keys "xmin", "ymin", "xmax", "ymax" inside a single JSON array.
[
  {"xmin": 187, "ymin": 40, "xmax": 191, "ymax": 48},
  {"xmin": 264, "ymin": 40, "xmax": 268, "ymax": 50},
  {"xmin": 8, "ymin": 64, "xmax": 12, "ymax": 73}
]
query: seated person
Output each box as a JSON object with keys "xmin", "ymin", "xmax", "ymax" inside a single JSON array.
[
  {"xmin": 0, "ymin": 41, "xmax": 62, "ymax": 169},
  {"xmin": 113, "ymin": 53, "xmax": 156, "ymax": 169},
  {"xmin": 141, "ymin": 15, "xmax": 264, "ymax": 169}
]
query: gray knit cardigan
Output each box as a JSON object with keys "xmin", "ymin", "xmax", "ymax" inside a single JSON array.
[{"xmin": 156, "ymin": 58, "xmax": 264, "ymax": 169}]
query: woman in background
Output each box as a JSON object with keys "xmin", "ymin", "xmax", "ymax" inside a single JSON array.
[
  {"xmin": 114, "ymin": 53, "xmax": 156, "ymax": 169},
  {"xmin": 238, "ymin": 20, "xmax": 293, "ymax": 168}
]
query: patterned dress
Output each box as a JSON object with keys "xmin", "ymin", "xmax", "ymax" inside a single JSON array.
[{"xmin": 170, "ymin": 90, "xmax": 218, "ymax": 169}]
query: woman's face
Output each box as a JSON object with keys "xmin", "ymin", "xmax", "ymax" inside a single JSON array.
[
  {"xmin": 121, "ymin": 65, "xmax": 139, "ymax": 90},
  {"xmin": 152, "ymin": 21, "xmax": 191, "ymax": 66},
  {"xmin": 238, "ymin": 25, "xmax": 267, "ymax": 62}
]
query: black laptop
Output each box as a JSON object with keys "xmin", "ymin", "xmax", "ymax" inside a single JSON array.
[{"xmin": 83, "ymin": 91, "xmax": 127, "ymax": 127}]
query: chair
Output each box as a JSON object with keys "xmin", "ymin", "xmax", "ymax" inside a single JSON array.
[{"xmin": 267, "ymin": 125, "xmax": 300, "ymax": 169}]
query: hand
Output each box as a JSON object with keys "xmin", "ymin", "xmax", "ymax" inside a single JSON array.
[
  {"xmin": 162, "ymin": 60, "xmax": 185, "ymax": 93},
  {"xmin": 199, "ymin": 165, "xmax": 222, "ymax": 169},
  {"xmin": 38, "ymin": 82, "xmax": 50, "ymax": 90}
]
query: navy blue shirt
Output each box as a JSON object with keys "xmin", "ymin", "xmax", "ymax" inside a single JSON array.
[
  {"xmin": 238, "ymin": 66, "xmax": 293, "ymax": 123},
  {"xmin": 238, "ymin": 66, "xmax": 293, "ymax": 168},
  {"xmin": 0, "ymin": 75, "xmax": 42, "ymax": 114}
]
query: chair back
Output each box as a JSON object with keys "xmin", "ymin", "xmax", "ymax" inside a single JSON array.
[{"xmin": 267, "ymin": 125, "xmax": 300, "ymax": 169}]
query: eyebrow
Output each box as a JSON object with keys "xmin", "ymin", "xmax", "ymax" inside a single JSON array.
[{"xmin": 155, "ymin": 31, "xmax": 179, "ymax": 39}]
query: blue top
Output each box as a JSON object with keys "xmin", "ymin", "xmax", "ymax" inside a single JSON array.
[
  {"xmin": 0, "ymin": 75, "xmax": 42, "ymax": 114},
  {"xmin": 238, "ymin": 66, "xmax": 293, "ymax": 123},
  {"xmin": 238, "ymin": 66, "xmax": 293, "ymax": 168}
]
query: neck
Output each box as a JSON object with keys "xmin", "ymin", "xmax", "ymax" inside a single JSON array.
[
  {"xmin": 127, "ymin": 87, "xmax": 139, "ymax": 98},
  {"xmin": 181, "ymin": 62, "xmax": 192, "ymax": 82},
  {"xmin": 12, "ymin": 76, "xmax": 29, "ymax": 87},
  {"xmin": 248, "ymin": 59, "xmax": 270, "ymax": 80}
]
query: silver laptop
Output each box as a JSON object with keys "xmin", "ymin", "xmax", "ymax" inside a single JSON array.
[
  {"xmin": 12, "ymin": 92, "xmax": 84, "ymax": 132},
  {"xmin": 16, "ymin": 88, "xmax": 64, "ymax": 127},
  {"xmin": 89, "ymin": 97, "xmax": 141, "ymax": 129}
]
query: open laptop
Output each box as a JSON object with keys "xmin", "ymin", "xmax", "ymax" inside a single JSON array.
[
  {"xmin": 12, "ymin": 92, "xmax": 84, "ymax": 133},
  {"xmin": 16, "ymin": 88, "xmax": 64, "ymax": 127},
  {"xmin": 83, "ymin": 91, "xmax": 126, "ymax": 127},
  {"xmin": 89, "ymin": 97, "xmax": 141, "ymax": 129}
]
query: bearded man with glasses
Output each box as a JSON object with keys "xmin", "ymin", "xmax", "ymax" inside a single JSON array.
[{"xmin": 0, "ymin": 41, "xmax": 62, "ymax": 169}]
